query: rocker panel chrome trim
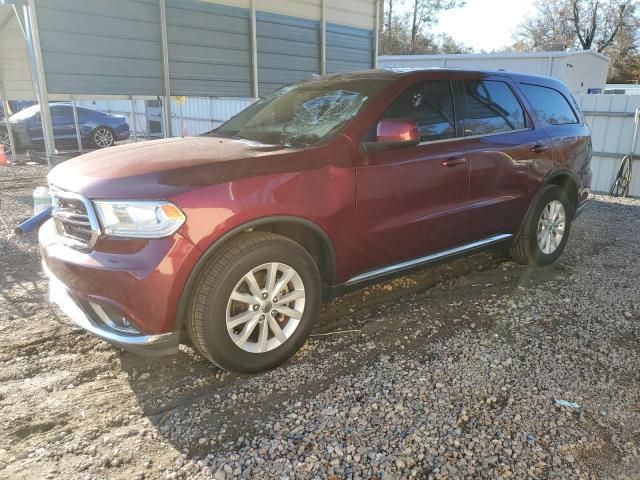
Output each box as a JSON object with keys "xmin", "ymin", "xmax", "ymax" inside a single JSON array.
[{"xmin": 344, "ymin": 234, "xmax": 513, "ymax": 287}]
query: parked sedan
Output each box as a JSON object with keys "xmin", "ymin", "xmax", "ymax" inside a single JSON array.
[{"xmin": 1, "ymin": 103, "xmax": 129, "ymax": 152}]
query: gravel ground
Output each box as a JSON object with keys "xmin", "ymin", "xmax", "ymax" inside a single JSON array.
[{"xmin": 1, "ymin": 165, "xmax": 639, "ymax": 479}]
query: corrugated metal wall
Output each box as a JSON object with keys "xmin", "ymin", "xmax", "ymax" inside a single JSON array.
[
  {"xmin": 577, "ymin": 94, "xmax": 640, "ymax": 196},
  {"xmin": 326, "ymin": 24, "xmax": 373, "ymax": 74},
  {"xmin": 166, "ymin": 0, "xmax": 252, "ymax": 97},
  {"xmin": 35, "ymin": 0, "xmax": 164, "ymax": 96},
  {"xmin": 33, "ymin": 0, "xmax": 376, "ymax": 99},
  {"xmin": 257, "ymin": 12, "xmax": 320, "ymax": 96},
  {"xmin": 0, "ymin": 7, "xmax": 33, "ymax": 100}
]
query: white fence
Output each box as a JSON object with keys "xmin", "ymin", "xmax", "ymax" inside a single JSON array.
[
  {"xmin": 577, "ymin": 94, "xmax": 640, "ymax": 196},
  {"xmin": 76, "ymin": 97, "xmax": 254, "ymax": 139}
]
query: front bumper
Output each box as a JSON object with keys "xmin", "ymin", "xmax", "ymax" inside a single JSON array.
[
  {"xmin": 44, "ymin": 261, "xmax": 180, "ymax": 356},
  {"xmin": 39, "ymin": 218, "xmax": 201, "ymax": 355}
]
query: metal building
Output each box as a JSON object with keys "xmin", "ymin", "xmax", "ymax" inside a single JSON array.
[
  {"xmin": 378, "ymin": 50, "xmax": 610, "ymax": 96},
  {"xmin": 0, "ymin": 0, "xmax": 380, "ymax": 162}
]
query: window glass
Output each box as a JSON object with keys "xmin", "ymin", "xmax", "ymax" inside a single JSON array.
[
  {"xmin": 51, "ymin": 105, "xmax": 71, "ymax": 119},
  {"xmin": 462, "ymin": 80, "xmax": 527, "ymax": 136},
  {"xmin": 381, "ymin": 80, "xmax": 455, "ymax": 142},
  {"xmin": 520, "ymin": 84, "xmax": 579, "ymax": 125},
  {"xmin": 215, "ymin": 78, "xmax": 391, "ymax": 147}
]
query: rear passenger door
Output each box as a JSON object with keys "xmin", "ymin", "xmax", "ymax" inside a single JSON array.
[
  {"xmin": 518, "ymin": 83, "xmax": 591, "ymax": 195},
  {"xmin": 456, "ymin": 76, "xmax": 554, "ymax": 240}
]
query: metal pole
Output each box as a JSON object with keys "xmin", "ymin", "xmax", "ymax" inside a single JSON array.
[
  {"xmin": 320, "ymin": 0, "xmax": 326, "ymax": 75},
  {"xmin": 179, "ymin": 101, "xmax": 184, "ymax": 137},
  {"xmin": 71, "ymin": 95, "xmax": 83, "ymax": 152},
  {"xmin": 159, "ymin": 0, "xmax": 172, "ymax": 137},
  {"xmin": 1, "ymin": 85, "xmax": 17, "ymax": 164},
  {"xmin": 24, "ymin": 0, "xmax": 56, "ymax": 165},
  {"xmin": 373, "ymin": 0, "xmax": 379, "ymax": 69},
  {"xmin": 250, "ymin": 0, "xmax": 259, "ymax": 100},
  {"xmin": 130, "ymin": 95, "xmax": 138, "ymax": 142},
  {"xmin": 208, "ymin": 96, "xmax": 213, "ymax": 130}
]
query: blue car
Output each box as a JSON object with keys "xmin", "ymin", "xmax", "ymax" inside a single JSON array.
[{"xmin": 1, "ymin": 103, "xmax": 129, "ymax": 152}]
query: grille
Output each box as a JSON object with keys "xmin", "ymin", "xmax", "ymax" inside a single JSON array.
[{"xmin": 51, "ymin": 189, "xmax": 100, "ymax": 248}]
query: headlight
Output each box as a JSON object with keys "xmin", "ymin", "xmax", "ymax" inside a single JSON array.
[{"xmin": 93, "ymin": 200, "xmax": 186, "ymax": 238}]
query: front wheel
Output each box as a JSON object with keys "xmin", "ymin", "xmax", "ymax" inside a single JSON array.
[
  {"xmin": 510, "ymin": 184, "xmax": 573, "ymax": 266},
  {"xmin": 92, "ymin": 127, "xmax": 115, "ymax": 148},
  {"xmin": 186, "ymin": 232, "xmax": 322, "ymax": 373}
]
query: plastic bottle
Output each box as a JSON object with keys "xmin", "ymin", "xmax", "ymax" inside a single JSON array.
[{"xmin": 33, "ymin": 186, "xmax": 51, "ymax": 215}]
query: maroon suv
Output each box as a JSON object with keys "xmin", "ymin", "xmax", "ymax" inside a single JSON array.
[{"xmin": 40, "ymin": 69, "xmax": 591, "ymax": 372}]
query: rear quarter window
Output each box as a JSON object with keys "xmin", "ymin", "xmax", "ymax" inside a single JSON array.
[{"xmin": 520, "ymin": 83, "xmax": 579, "ymax": 125}]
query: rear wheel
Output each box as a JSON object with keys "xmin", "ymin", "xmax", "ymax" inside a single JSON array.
[
  {"xmin": 92, "ymin": 127, "xmax": 115, "ymax": 148},
  {"xmin": 510, "ymin": 184, "xmax": 573, "ymax": 266},
  {"xmin": 187, "ymin": 232, "xmax": 322, "ymax": 373}
]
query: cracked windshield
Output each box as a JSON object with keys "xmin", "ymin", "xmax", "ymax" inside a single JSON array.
[{"xmin": 211, "ymin": 78, "xmax": 391, "ymax": 147}]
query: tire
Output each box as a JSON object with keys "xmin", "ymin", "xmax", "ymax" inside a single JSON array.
[
  {"xmin": 186, "ymin": 232, "xmax": 322, "ymax": 373},
  {"xmin": 509, "ymin": 184, "xmax": 573, "ymax": 266},
  {"xmin": 92, "ymin": 127, "xmax": 115, "ymax": 148}
]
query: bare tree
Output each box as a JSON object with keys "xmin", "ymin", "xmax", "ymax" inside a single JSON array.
[
  {"xmin": 517, "ymin": 0, "xmax": 636, "ymax": 53},
  {"xmin": 517, "ymin": 0, "xmax": 576, "ymax": 51},
  {"xmin": 385, "ymin": 0, "xmax": 395, "ymax": 53},
  {"xmin": 408, "ymin": 0, "xmax": 464, "ymax": 52},
  {"xmin": 572, "ymin": 0, "xmax": 633, "ymax": 51}
]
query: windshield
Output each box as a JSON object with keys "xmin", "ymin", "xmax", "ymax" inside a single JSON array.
[{"xmin": 211, "ymin": 77, "xmax": 392, "ymax": 148}]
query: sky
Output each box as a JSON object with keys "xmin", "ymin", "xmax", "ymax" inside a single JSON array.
[{"xmin": 429, "ymin": 0, "xmax": 536, "ymax": 51}]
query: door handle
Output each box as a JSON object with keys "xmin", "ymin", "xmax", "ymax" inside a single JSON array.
[
  {"xmin": 530, "ymin": 144, "xmax": 550, "ymax": 153},
  {"xmin": 442, "ymin": 156, "xmax": 467, "ymax": 167}
]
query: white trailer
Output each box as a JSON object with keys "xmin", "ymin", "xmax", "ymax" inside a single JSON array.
[{"xmin": 378, "ymin": 50, "xmax": 610, "ymax": 96}]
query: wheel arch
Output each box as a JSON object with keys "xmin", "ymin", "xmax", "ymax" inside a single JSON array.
[
  {"xmin": 544, "ymin": 170, "xmax": 579, "ymax": 211},
  {"xmin": 175, "ymin": 215, "xmax": 338, "ymax": 335}
]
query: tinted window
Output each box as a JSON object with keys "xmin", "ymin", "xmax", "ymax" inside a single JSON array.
[
  {"xmin": 520, "ymin": 84, "xmax": 579, "ymax": 125},
  {"xmin": 382, "ymin": 80, "xmax": 455, "ymax": 142},
  {"xmin": 51, "ymin": 105, "xmax": 72, "ymax": 119},
  {"xmin": 77, "ymin": 107, "xmax": 96, "ymax": 122},
  {"xmin": 462, "ymin": 80, "xmax": 527, "ymax": 136}
]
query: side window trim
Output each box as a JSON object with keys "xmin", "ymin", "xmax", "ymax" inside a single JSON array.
[{"xmin": 458, "ymin": 78, "xmax": 533, "ymax": 139}]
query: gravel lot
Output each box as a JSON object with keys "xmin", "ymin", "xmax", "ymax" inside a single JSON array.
[{"xmin": 1, "ymin": 165, "xmax": 639, "ymax": 479}]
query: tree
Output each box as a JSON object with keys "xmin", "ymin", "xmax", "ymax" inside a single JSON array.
[
  {"xmin": 408, "ymin": 0, "xmax": 465, "ymax": 52},
  {"xmin": 571, "ymin": 0, "xmax": 634, "ymax": 52},
  {"xmin": 516, "ymin": 0, "xmax": 640, "ymax": 82},
  {"xmin": 606, "ymin": 14, "xmax": 640, "ymax": 81},
  {"xmin": 436, "ymin": 33, "xmax": 473, "ymax": 54},
  {"xmin": 380, "ymin": 0, "xmax": 466, "ymax": 54},
  {"xmin": 517, "ymin": 0, "xmax": 636, "ymax": 53},
  {"xmin": 516, "ymin": 0, "xmax": 576, "ymax": 51}
]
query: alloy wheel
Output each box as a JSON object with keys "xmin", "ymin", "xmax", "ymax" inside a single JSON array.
[
  {"xmin": 94, "ymin": 128, "xmax": 114, "ymax": 148},
  {"xmin": 226, "ymin": 262, "xmax": 306, "ymax": 353},
  {"xmin": 537, "ymin": 200, "xmax": 566, "ymax": 254}
]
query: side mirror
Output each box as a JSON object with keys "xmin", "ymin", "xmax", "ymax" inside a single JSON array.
[{"xmin": 363, "ymin": 118, "xmax": 420, "ymax": 152}]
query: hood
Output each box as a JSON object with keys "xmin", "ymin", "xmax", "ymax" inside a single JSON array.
[
  {"xmin": 47, "ymin": 136, "xmax": 337, "ymax": 199},
  {"xmin": 50, "ymin": 136, "xmax": 287, "ymax": 180}
]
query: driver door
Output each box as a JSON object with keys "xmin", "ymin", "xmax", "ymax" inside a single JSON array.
[{"xmin": 353, "ymin": 79, "xmax": 473, "ymax": 276}]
